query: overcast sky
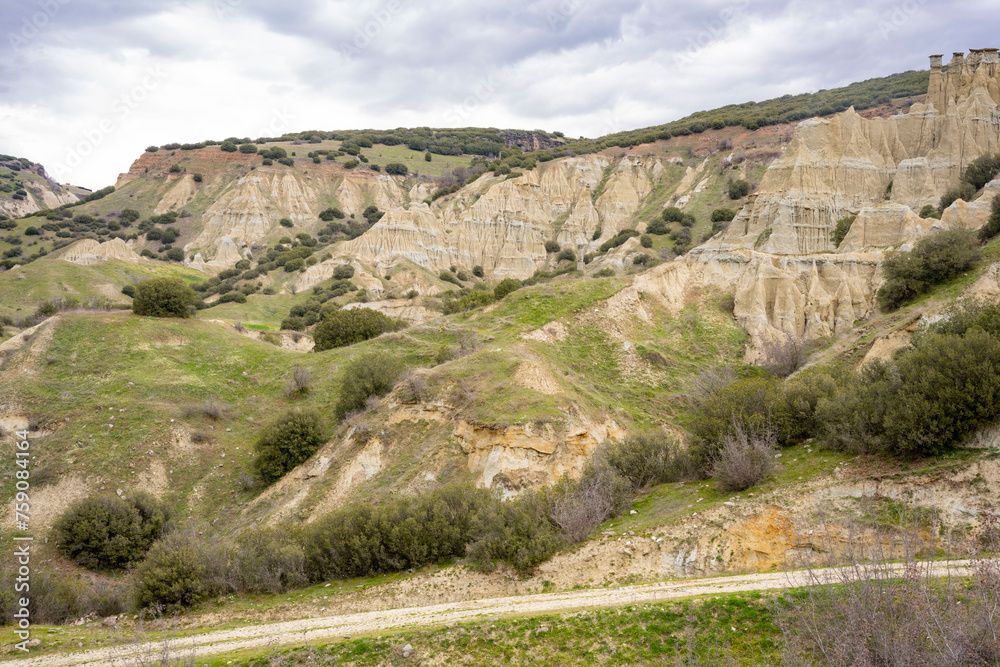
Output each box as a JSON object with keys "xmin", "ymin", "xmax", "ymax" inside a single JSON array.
[{"xmin": 1, "ymin": 0, "xmax": 996, "ymax": 189}]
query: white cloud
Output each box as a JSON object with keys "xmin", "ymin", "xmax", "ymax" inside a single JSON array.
[{"xmin": 0, "ymin": 0, "xmax": 996, "ymax": 188}]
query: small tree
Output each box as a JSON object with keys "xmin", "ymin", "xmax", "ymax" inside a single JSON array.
[
  {"xmin": 335, "ymin": 353, "xmax": 405, "ymax": 419},
  {"xmin": 220, "ymin": 141, "xmax": 238, "ymax": 153},
  {"xmin": 134, "ymin": 533, "xmax": 209, "ymax": 610},
  {"xmin": 132, "ymin": 277, "xmax": 198, "ymax": 318},
  {"xmin": 493, "ymin": 278, "xmax": 522, "ymax": 300},
  {"xmin": 728, "ymin": 179, "xmax": 751, "ymax": 199},
  {"xmin": 313, "ymin": 308, "xmax": 402, "ymax": 351},
  {"xmin": 238, "ymin": 143, "xmax": 258, "ymax": 154},
  {"xmin": 253, "ymin": 409, "xmax": 324, "ymax": 484},
  {"xmin": 52, "ymin": 493, "xmax": 169, "ymax": 571}
]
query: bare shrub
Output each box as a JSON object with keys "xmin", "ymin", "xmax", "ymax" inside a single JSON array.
[
  {"xmin": 284, "ymin": 366, "xmax": 311, "ymax": 398},
  {"xmin": 184, "ymin": 399, "xmax": 229, "ymax": 421},
  {"xmin": 398, "ymin": 370, "xmax": 428, "ymax": 403},
  {"xmin": 236, "ymin": 472, "xmax": 256, "ymax": 491},
  {"xmin": 221, "ymin": 528, "xmax": 307, "ymax": 595},
  {"xmin": 687, "ymin": 363, "xmax": 737, "ymax": 406},
  {"xmin": 710, "ymin": 421, "xmax": 776, "ymax": 492},
  {"xmin": 760, "ymin": 332, "xmax": 803, "ymax": 377},
  {"xmin": 544, "ymin": 460, "xmax": 632, "ymax": 543},
  {"xmin": 109, "ymin": 612, "xmax": 198, "ymax": 666},
  {"xmin": 775, "ymin": 547, "xmax": 1000, "ymax": 666}
]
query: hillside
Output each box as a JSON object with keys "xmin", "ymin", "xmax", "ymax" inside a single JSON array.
[{"xmin": 1, "ymin": 55, "xmax": 999, "ymax": 665}]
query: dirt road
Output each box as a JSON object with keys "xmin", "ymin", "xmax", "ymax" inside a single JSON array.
[{"xmin": 4, "ymin": 560, "xmax": 981, "ymax": 666}]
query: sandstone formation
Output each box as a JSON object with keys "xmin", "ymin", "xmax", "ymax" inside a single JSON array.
[
  {"xmin": 60, "ymin": 237, "xmax": 144, "ymax": 265},
  {"xmin": 712, "ymin": 50, "xmax": 1000, "ymax": 256}
]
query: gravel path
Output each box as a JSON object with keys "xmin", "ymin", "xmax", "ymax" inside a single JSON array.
[{"xmin": 4, "ymin": 560, "xmax": 980, "ymax": 666}]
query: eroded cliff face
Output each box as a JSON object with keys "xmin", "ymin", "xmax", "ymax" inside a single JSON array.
[
  {"xmin": 339, "ymin": 155, "xmax": 664, "ymax": 278},
  {"xmin": 712, "ymin": 50, "xmax": 1000, "ymax": 257}
]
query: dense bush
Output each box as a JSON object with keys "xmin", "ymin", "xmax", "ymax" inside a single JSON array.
[
  {"xmin": 134, "ymin": 532, "xmax": 209, "ymax": 611},
  {"xmin": 319, "ymin": 207, "xmax": 346, "ymax": 221},
  {"xmin": 544, "ymin": 240, "xmax": 560, "ymax": 254},
  {"xmin": 830, "ymin": 215, "xmax": 856, "ymax": 247},
  {"xmin": 661, "ymin": 207, "xmax": 684, "ymax": 223},
  {"xmin": 919, "ymin": 204, "xmax": 941, "ymax": 219},
  {"xmin": 978, "ymin": 194, "xmax": 1000, "ymax": 241},
  {"xmin": 253, "ymin": 409, "xmax": 325, "ymax": 484},
  {"xmin": 601, "ymin": 431, "xmax": 694, "ymax": 491},
  {"xmin": 313, "ymin": 309, "xmax": 403, "ymax": 351},
  {"xmin": 238, "ymin": 143, "xmax": 257, "ymax": 154},
  {"xmin": 472, "ymin": 265, "xmax": 485, "ymax": 278},
  {"xmin": 711, "ymin": 207, "xmax": 737, "ymax": 223},
  {"xmin": 820, "ymin": 328, "xmax": 1000, "ymax": 457},
  {"xmin": 132, "ymin": 277, "xmax": 199, "ymax": 318},
  {"xmin": 220, "ymin": 141, "xmax": 238, "ymax": 152},
  {"xmin": 728, "ymin": 179, "xmax": 751, "ymax": 199},
  {"xmin": 646, "ymin": 219, "xmax": 669, "ymax": 235},
  {"xmin": 876, "ymin": 229, "xmax": 980, "ymax": 311},
  {"xmin": 557, "ymin": 247, "xmax": 577, "ymax": 261},
  {"xmin": 599, "ymin": 229, "xmax": 640, "ymax": 252},
  {"xmin": 385, "ymin": 163, "xmax": 408, "ymax": 176},
  {"xmin": 52, "ymin": 493, "xmax": 168, "ymax": 570},
  {"xmin": 962, "ymin": 153, "xmax": 1000, "ymax": 190},
  {"xmin": 939, "ymin": 182, "xmax": 976, "ymax": 213},
  {"xmin": 334, "ymin": 352, "xmax": 405, "ymax": 419},
  {"xmin": 493, "ymin": 278, "xmax": 522, "ymax": 300}
]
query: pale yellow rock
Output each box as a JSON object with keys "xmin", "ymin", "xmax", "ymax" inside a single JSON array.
[
  {"xmin": 153, "ymin": 174, "xmax": 198, "ymax": 214},
  {"xmin": 342, "ymin": 300, "xmax": 439, "ymax": 325},
  {"xmin": 61, "ymin": 238, "xmax": 144, "ymax": 265}
]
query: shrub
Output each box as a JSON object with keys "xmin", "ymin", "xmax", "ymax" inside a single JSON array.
[
  {"xmin": 253, "ymin": 409, "xmax": 325, "ymax": 484},
  {"xmin": 592, "ymin": 226, "xmax": 603, "ymax": 240},
  {"xmin": 52, "ymin": 493, "xmax": 168, "ymax": 570},
  {"xmin": 319, "ymin": 207, "xmax": 346, "ymax": 221},
  {"xmin": 279, "ymin": 217, "xmax": 293, "ymax": 227},
  {"xmin": 962, "ymin": 152, "xmax": 1000, "ymax": 190},
  {"xmin": 830, "ymin": 215, "xmax": 856, "ymax": 247},
  {"xmin": 472, "ymin": 265, "xmax": 485, "ymax": 278},
  {"xmin": 728, "ymin": 179, "xmax": 751, "ymax": 199},
  {"xmin": 466, "ymin": 491, "xmax": 564, "ymax": 575},
  {"xmin": 284, "ymin": 258, "xmax": 304, "ymax": 272},
  {"xmin": 544, "ymin": 240, "xmax": 560, "ymax": 254},
  {"xmin": 710, "ymin": 422, "xmax": 777, "ymax": 491},
  {"xmin": 711, "ymin": 207, "xmax": 737, "ymax": 223},
  {"xmin": 145, "ymin": 145, "xmax": 159, "ymax": 152},
  {"xmin": 121, "ymin": 284, "xmax": 136, "ymax": 298},
  {"xmin": 278, "ymin": 157, "xmax": 294, "ymax": 167},
  {"xmin": 493, "ymin": 278, "xmax": 522, "ymax": 300},
  {"xmin": 261, "ymin": 158, "xmax": 273, "ymax": 166},
  {"xmin": 285, "ymin": 367, "xmax": 311, "ymax": 398},
  {"xmin": 334, "ymin": 353, "xmax": 405, "ymax": 419},
  {"xmin": 164, "ymin": 247, "xmax": 185, "ymax": 262},
  {"xmin": 661, "ymin": 207, "xmax": 684, "ymax": 223},
  {"xmin": 168, "ymin": 165, "xmax": 182, "ymax": 173},
  {"xmin": 313, "ymin": 308, "xmax": 402, "ymax": 351},
  {"xmin": 978, "ymin": 194, "xmax": 1000, "ymax": 242},
  {"xmin": 24, "ymin": 226, "xmax": 39, "ymax": 235},
  {"xmin": 919, "ymin": 204, "xmax": 941, "ymax": 219},
  {"xmin": 877, "ymin": 229, "xmax": 980, "ymax": 311},
  {"xmin": 220, "ymin": 141, "xmax": 238, "ymax": 152},
  {"xmin": 646, "ymin": 219, "xmax": 669, "ymax": 235},
  {"xmin": 332, "ymin": 264, "xmax": 355, "ymax": 279},
  {"xmin": 134, "ymin": 533, "xmax": 210, "ymax": 610},
  {"xmin": 821, "ymin": 328, "xmax": 1000, "ymax": 457},
  {"xmin": 939, "ymin": 182, "xmax": 976, "ymax": 213},
  {"xmin": 601, "ymin": 431, "xmax": 694, "ymax": 491},
  {"xmin": 132, "ymin": 277, "xmax": 199, "ymax": 318},
  {"xmin": 542, "ymin": 460, "xmax": 632, "ymax": 544},
  {"xmin": 238, "ymin": 143, "xmax": 257, "ymax": 154},
  {"xmin": 192, "ymin": 173, "xmax": 203, "ymax": 183},
  {"xmin": 599, "ymin": 229, "xmax": 640, "ymax": 252},
  {"xmin": 556, "ymin": 247, "xmax": 577, "ymax": 261},
  {"xmin": 385, "ymin": 163, "xmax": 408, "ymax": 176},
  {"xmin": 594, "ymin": 267, "xmax": 616, "ymax": 277},
  {"xmin": 632, "ymin": 253, "xmax": 649, "ymax": 265}
]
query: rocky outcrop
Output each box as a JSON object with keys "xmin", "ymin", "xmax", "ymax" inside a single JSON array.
[
  {"xmin": 342, "ymin": 155, "xmax": 664, "ymax": 278},
  {"xmin": 712, "ymin": 50, "xmax": 1000, "ymax": 257},
  {"xmin": 0, "ymin": 157, "xmax": 79, "ymax": 218},
  {"xmin": 342, "ymin": 300, "xmax": 439, "ymax": 325},
  {"xmin": 60, "ymin": 238, "xmax": 144, "ymax": 265}
]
